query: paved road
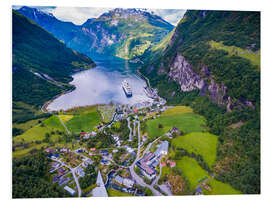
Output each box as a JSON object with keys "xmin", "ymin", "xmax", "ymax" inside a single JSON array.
[
  {"xmin": 128, "ymin": 121, "xmax": 162, "ymax": 196},
  {"xmin": 127, "ymin": 117, "xmax": 133, "ymax": 141},
  {"xmin": 57, "ymin": 115, "xmax": 71, "ymax": 135},
  {"xmin": 151, "ymin": 162, "xmax": 162, "ymax": 187},
  {"xmin": 51, "ymin": 157, "xmax": 82, "ymax": 197}
]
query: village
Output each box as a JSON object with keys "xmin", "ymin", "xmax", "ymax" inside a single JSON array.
[{"xmin": 42, "ymin": 95, "xmax": 181, "ymax": 197}]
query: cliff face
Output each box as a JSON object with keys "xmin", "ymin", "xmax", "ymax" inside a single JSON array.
[
  {"xmin": 141, "ymin": 10, "xmax": 260, "ymax": 108},
  {"xmin": 168, "ymin": 54, "xmax": 204, "ymax": 92},
  {"xmin": 166, "ymin": 53, "xmax": 228, "ymax": 106}
]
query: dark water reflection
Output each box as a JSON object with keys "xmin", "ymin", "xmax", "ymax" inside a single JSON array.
[{"xmin": 47, "ymin": 55, "xmax": 153, "ymax": 111}]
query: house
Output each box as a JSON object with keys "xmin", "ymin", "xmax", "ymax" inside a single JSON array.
[
  {"xmin": 45, "ymin": 148, "xmax": 55, "ymax": 153},
  {"xmin": 114, "ymin": 175, "xmax": 124, "ymax": 185},
  {"xmin": 82, "ymin": 158, "xmax": 93, "ymax": 168},
  {"xmin": 137, "ymin": 153, "xmax": 157, "ymax": 180},
  {"xmin": 76, "ymin": 149, "xmax": 84, "ymax": 153},
  {"xmin": 195, "ymin": 186, "xmax": 203, "ymax": 195},
  {"xmin": 125, "ymin": 146, "xmax": 134, "ymax": 153},
  {"xmin": 90, "ymin": 131, "xmax": 97, "ymax": 137},
  {"xmin": 123, "ymin": 178, "xmax": 134, "ymax": 188},
  {"xmin": 64, "ymin": 186, "xmax": 76, "ymax": 196},
  {"xmin": 154, "ymin": 141, "xmax": 169, "ymax": 156},
  {"xmin": 101, "ymin": 159, "xmax": 110, "ymax": 165},
  {"xmin": 142, "ymin": 136, "xmax": 147, "ymax": 143},
  {"xmin": 167, "ymin": 160, "xmax": 176, "ymax": 168},
  {"xmin": 171, "ymin": 127, "xmax": 179, "ymax": 133},
  {"xmin": 76, "ymin": 167, "xmax": 85, "ymax": 177},
  {"xmin": 80, "ymin": 132, "xmax": 88, "ymax": 138},
  {"xmin": 161, "ymin": 162, "xmax": 166, "ymax": 167},
  {"xmin": 114, "ymin": 175, "xmax": 134, "ymax": 188},
  {"xmin": 100, "ymin": 150, "xmax": 109, "ymax": 156},
  {"xmin": 86, "ymin": 158, "xmax": 93, "ymax": 165},
  {"xmin": 49, "ymin": 153, "xmax": 59, "ymax": 159},
  {"xmin": 58, "ymin": 167, "xmax": 65, "ymax": 175}
]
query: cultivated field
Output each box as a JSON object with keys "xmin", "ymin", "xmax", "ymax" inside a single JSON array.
[
  {"xmin": 209, "ymin": 40, "xmax": 260, "ymax": 69},
  {"xmin": 161, "ymin": 106, "xmax": 193, "ymax": 116},
  {"xmin": 172, "ymin": 132, "xmax": 218, "ymax": 167},
  {"xmin": 97, "ymin": 105, "xmax": 116, "ymax": 123},
  {"xmin": 176, "ymin": 156, "xmax": 240, "ymax": 195},
  {"xmin": 146, "ymin": 113, "xmax": 206, "ymax": 139},
  {"xmin": 66, "ymin": 112, "xmax": 101, "ymax": 133}
]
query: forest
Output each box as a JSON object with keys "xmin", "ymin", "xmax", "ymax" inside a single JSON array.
[
  {"xmin": 140, "ymin": 10, "xmax": 260, "ymax": 194},
  {"xmin": 12, "ymin": 152, "xmax": 70, "ymax": 198}
]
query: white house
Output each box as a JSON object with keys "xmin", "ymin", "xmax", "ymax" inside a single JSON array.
[{"xmin": 64, "ymin": 186, "xmax": 76, "ymax": 196}]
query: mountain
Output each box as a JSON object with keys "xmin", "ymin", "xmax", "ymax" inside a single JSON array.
[
  {"xmin": 12, "ymin": 10, "xmax": 95, "ymax": 122},
  {"xmin": 140, "ymin": 10, "xmax": 260, "ymax": 194},
  {"xmin": 17, "ymin": 7, "xmax": 174, "ymax": 59},
  {"xmin": 141, "ymin": 10, "xmax": 260, "ymax": 107}
]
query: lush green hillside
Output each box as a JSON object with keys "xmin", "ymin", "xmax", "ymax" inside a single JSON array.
[
  {"xmin": 13, "ymin": 10, "xmax": 95, "ymax": 83},
  {"xmin": 12, "ymin": 10, "xmax": 96, "ymax": 124},
  {"xmin": 141, "ymin": 10, "xmax": 260, "ymax": 105},
  {"xmin": 13, "ymin": 152, "xmax": 70, "ymax": 198},
  {"xmin": 140, "ymin": 10, "xmax": 260, "ymax": 194},
  {"xmin": 18, "ymin": 7, "xmax": 174, "ymax": 60}
]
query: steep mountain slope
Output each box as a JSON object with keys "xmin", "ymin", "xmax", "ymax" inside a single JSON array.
[
  {"xmin": 17, "ymin": 7, "xmax": 174, "ymax": 59},
  {"xmin": 12, "ymin": 10, "xmax": 95, "ymax": 122},
  {"xmin": 141, "ymin": 10, "xmax": 260, "ymax": 107},
  {"xmin": 140, "ymin": 10, "xmax": 260, "ymax": 194}
]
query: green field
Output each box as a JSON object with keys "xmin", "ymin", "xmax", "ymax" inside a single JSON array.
[
  {"xmin": 97, "ymin": 105, "xmax": 116, "ymax": 123},
  {"xmin": 13, "ymin": 115, "xmax": 64, "ymax": 143},
  {"xmin": 162, "ymin": 106, "xmax": 193, "ymax": 116},
  {"xmin": 209, "ymin": 40, "xmax": 260, "ymax": 69},
  {"xmin": 13, "ymin": 118, "xmax": 46, "ymax": 132},
  {"xmin": 146, "ymin": 113, "xmax": 206, "ymax": 139},
  {"xmin": 58, "ymin": 115, "xmax": 73, "ymax": 123},
  {"xmin": 172, "ymin": 132, "xmax": 218, "ymax": 167},
  {"xmin": 43, "ymin": 115, "xmax": 65, "ymax": 131},
  {"xmin": 107, "ymin": 189, "xmax": 133, "ymax": 197},
  {"xmin": 13, "ymin": 115, "xmax": 69, "ymax": 157},
  {"xmin": 176, "ymin": 156, "xmax": 240, "ymax": 195},
  {"xmin": 205, "ymin": 179, "xmax": 241, "ymax": 195},
  {"xmin": 176, "ymin": 156, "xmax": 209, "ymax": 190},
  {"xmin": 66, "ymin": 111, "xmax": 101, "ymax": 133}
]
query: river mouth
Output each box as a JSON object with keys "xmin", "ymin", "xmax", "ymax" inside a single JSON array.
[{"xmin": 47, "ymin": 54, "xmax": 153, "ymax": 111}]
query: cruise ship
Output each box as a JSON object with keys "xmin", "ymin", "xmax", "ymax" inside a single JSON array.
[{"xmin": 122, "ymin": 80, "xmax": 132, "ymax": 97}]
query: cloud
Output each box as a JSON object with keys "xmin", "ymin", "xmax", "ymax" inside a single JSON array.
[
  {"xmin": 13, "ymin": 6, "xmax": 186, "ymax": 26},
  {"xmin": 147, "ymin": 9, "xmax": 186, "ymax": 25},
  {"xmin": 51, "ymin": 7, "xmax": 112, "ymax": 25}
]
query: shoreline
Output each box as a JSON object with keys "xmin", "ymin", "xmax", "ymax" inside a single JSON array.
[
  {"xmin": 41, "ymin": 63, "xmax": 97, "ymax": 113},
  {"xmin": 42, "ymin": 62, "xmax": 153, "ymax": 113},
  {"xmin": 135, "ymin": 68, "xmax": 151, "ymax": 89},
  {"xmin": 41, "ymin": 86, "xmax": 76, "ymax": 113}
]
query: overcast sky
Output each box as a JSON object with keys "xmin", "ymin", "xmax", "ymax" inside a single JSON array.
[{"xmin": 13, "ymin": 6, "xmax": 186, "ymax": 26}]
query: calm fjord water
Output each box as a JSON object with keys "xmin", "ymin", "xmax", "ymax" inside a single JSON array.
[{"xmin": 47, "ymin": 55, "xmax": 153, "ymax": 111}]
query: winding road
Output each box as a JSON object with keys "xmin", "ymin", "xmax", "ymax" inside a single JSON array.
[
  {"xmin": 51, "ymin": 158, "xmax": 82, "ymax": 197},
  {"xmin": 128, "ymin": 120, "xmax": 163, "ymax": 196},
  {"xmin": 127, "ymin": 117, "xmax": 133, "ymax": 141}
]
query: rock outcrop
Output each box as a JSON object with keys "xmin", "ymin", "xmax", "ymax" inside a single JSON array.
[{"xmin": 168, "ymin": 54, "xmax": 205, "ymax": 91}]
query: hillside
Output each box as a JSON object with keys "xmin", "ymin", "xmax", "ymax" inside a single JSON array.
[
  {"xmin": 17, "ymin": 7, "xmax": 174, "ymax": 60},
  {"xmin": 140, "ymin": 10, "xmax": 260, "ymax": 194},
  {"xmin": 12, "ymin": 10, "xmax": 96, "ymax": 122}
]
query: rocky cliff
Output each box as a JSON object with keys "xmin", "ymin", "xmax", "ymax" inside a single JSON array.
[{"xmin": 141, "ymin": 10, "xmax": 260, "ymax": 108}]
